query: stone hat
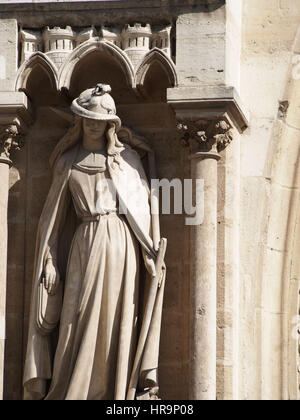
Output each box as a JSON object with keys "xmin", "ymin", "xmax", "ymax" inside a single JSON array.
[{"xmin": 71, "ymin": 84, "xmax": 121, "ymax": 130}]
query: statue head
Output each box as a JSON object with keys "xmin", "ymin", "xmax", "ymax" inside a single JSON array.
[
  {"xmin": 71, "ymin": 83, "xmax": 121, "ymax": 132},
  {"xmin": 50, "ymin": 84, "xmax": 123, "ymax": 168}
]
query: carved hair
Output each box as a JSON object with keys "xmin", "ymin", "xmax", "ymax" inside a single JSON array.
[{"xmin": 49, "ymin": 116, "xmax": 123, "ymax": 169}]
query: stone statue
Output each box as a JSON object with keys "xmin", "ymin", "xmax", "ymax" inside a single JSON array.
[{"xmin": 23, "ymin": 84, "xmax": 166, "ymax": 400}]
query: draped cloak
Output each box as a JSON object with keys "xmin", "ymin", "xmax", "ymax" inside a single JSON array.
[{"xmin": 23, "ymin": 142, "xmax": 166, "ymax": 400}]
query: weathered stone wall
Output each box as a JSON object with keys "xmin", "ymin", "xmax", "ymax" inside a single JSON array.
[
  {"xmin": 239, "ymin": 0, "xmax": 300, "ymax": 400},
  {"xmin": 176, "ymin": 6, "xmax": 226, "ymax": 86},
  {"xmin": 0, "ymin": 19, "xmax": 18, "ymax": 91}
]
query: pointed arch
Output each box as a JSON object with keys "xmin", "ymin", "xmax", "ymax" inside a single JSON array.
[
  {"xmin": 58, "ymin": 40, "xmax": 136, "ymax": 91},
  {"xmin": 15, "ymin": 52, "xmax": 58, "ymax": 92},
  {"xmin": 136, "ymin": 48, "xmax": 178, "ymax": 89}
]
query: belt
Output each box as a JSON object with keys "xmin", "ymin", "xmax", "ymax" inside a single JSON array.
[{"xmin": 81, "ymin": 212, "xmax": 117, "ymax": 223}]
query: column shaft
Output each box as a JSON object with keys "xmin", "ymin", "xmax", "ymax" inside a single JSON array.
[
  {"xmin": 190, "ymin": 155, "xmax": 218, "ymax": 400},
  {"xmin": 0, "ymin": 161, "xmax": 9, "ymax": 399}
]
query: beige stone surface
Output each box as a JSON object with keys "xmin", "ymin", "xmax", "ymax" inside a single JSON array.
[
  {"xmin": 0, "ymin": 20, "xmax": 18, "ymax": 92},
  {"xmin": 1, "ymin": 0, "xmax": 300, "ymax": 401},
  {"xmin": 189, "ymin": 155, "xmax": 218, "ymax": 400},
  {"xmin": 225, "ymin": 0, "xmax": 242, "ymax": 91},
  {"xmin": 176, "ymin": 8, "xmax": 226, "ymax": 86},
  {"xmin": 217, "ymin": 132, "xmax": 240, "ymax": 400},
  {"xmin": 239, "ymin": 0, "xmax": 300, "ymax": 401}
]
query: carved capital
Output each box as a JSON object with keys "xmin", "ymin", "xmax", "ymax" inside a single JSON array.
[
  {"xmin": 177, "ymin": 118, "xmax": 233, "ymax": 155},
  {"xmin": 0, "ymin": 125, "xmax": 24, "ymax": 165}
]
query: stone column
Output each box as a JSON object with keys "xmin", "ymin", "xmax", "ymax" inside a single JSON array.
[
  {"xmin": 177, "ymin": 119, "xmax": 233, "ymax": 400},
  {"xmin": 0, "ymin": 125, "xmax": 23, "ymax": 399}
]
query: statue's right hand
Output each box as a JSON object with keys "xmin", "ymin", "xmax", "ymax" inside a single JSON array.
[{"xmin": 44, "ymin": 259, "xmax": 60, "ymax": 296}]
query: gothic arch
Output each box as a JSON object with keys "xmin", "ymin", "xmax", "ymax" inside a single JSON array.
[
  {"xmin": 15, "ymin": 52, "xmax": 58, "ymax": 92},
  {"xmin": 135, "ymin": 48, "xmax": 178, "ymax": 89},
  {"xmin": 58, "ymin": 40, "xmax": 136, "ymax": 91}
]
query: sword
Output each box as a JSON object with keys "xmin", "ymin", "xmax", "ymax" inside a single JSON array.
[{"xmin": 126, "ymin": 237, "xmax": 167, "ymax": 400}]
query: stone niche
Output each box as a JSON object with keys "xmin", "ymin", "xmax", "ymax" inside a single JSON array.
[{"xmin": 5, "ymin": 20, "xmax": 187, "ymax": 400}]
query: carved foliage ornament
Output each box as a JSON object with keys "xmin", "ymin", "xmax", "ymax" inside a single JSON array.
[
  {"xmin": 177, "ymin": 119, "xmax": 233, "ymax": 153},
  {"xmin": 0, "ymin": 125, "xmax": 24, "ymax": 162}
]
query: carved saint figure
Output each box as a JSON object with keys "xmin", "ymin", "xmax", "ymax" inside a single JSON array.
[{"xmin": 23, "ymin": 84, "xmax": 166, "ymax": 400}]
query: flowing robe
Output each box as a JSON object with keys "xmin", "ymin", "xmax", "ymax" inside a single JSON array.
[{"xmin": 23, "ymin": 143, "xmax": 165, "ymax": 400}]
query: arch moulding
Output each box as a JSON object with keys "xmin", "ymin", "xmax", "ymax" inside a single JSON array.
[
  {"xmin": 136, "ymin": 48, "xmax": 178, "ymax": 89},
  {"xmin": 58, "ymin": 40, "xmax": 136, "ymax": 91},
  {"xmin": 15, "ymin": 52, "xmax": 59, "ymax": 92}
]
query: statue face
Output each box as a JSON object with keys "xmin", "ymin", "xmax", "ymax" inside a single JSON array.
[{"xmin": 83, "ymin": 118, "xmax": 108, "ymax": 141}]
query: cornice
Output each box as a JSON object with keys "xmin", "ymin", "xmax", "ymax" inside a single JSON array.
[
  {"xmin": 167, "ymin": 85, "xmax": 249, "ymax": 134},
  {"xmin": 0, "ymin": 92, "xmax": 33, "ymax": 131},
  {"xmin": 0, "ymin": 0, "xmax": 225, "ymax": 26}
]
